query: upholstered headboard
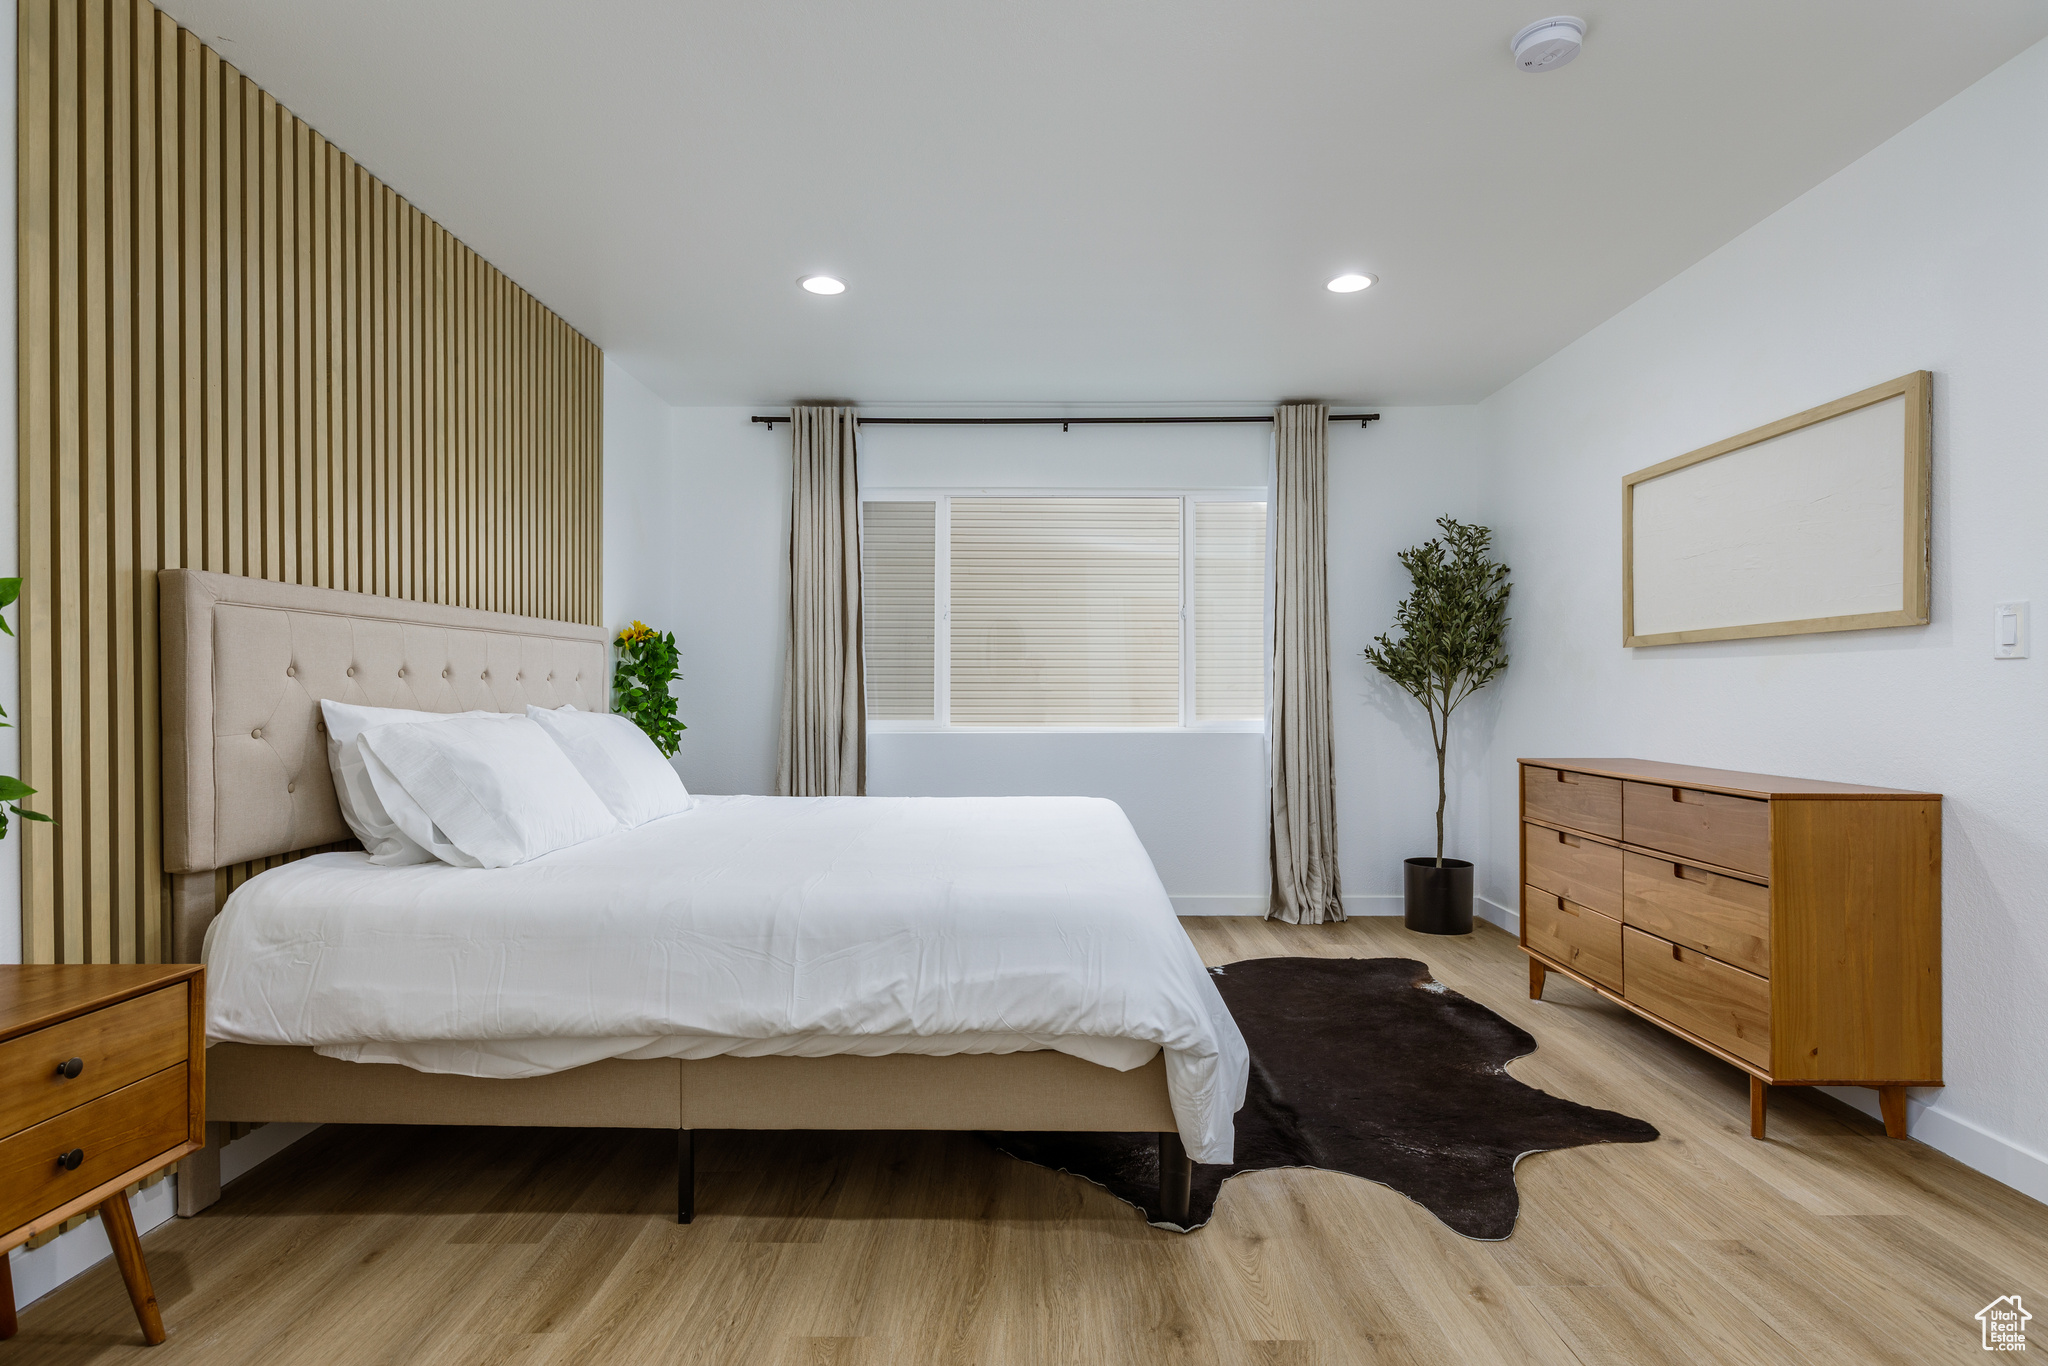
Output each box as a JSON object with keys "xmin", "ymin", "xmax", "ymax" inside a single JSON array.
[{"xmin": 159, "ymin": 569, "xmax": 610, "ymax": 959}]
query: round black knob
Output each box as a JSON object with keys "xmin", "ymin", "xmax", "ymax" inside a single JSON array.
[
  {"xmin": 57, "ymin": 1148, "xmax": 83, "ymax": 1172},
  {"xmin": 56, "ymin": 1056, "xmax": 83, "ymax": 1080}
]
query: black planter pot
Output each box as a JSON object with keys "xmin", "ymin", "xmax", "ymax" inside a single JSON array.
[{"xmin": 1404, "ymin": 857, "xmax": 1475, "ymax": 935}]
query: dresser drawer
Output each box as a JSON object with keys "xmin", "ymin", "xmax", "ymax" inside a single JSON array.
[
  {"xmin": 0, "ymin": 1064, "xmax": 188, "ymax": 1235},
  {"xmin": 1523, "ymin": 766, "xmax": 1622, "ymax": 841},
  {"xmin": 1623, "ymin": 782, "xmax": 1769, "ymax": 877},
  {"xmin": 1622, "ymin": 928, "xmax": 1770, "ymax": 1069},
  {"xmin": 1623, "ymin": 853, "xmax": 1771, "ymax": 976},
  {"xmin": 0, "ymin": 984, "xmax": 188, "ymax": 1139},
  {"xmin": 1524, "ymin": 885, "xmax": 1622, "ymax": 990},
  {"xmin": 1524, "ymin": 823, "xmax": 1622, "ymax": 917}
]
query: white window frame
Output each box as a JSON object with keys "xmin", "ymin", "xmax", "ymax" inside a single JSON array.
[{"xmin": 862, "ymin": 487, "xmax": 1270, "ymax": 734}]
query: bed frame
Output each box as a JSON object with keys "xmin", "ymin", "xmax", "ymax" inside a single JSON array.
[{"xmin": 160, "ymin": 569, "xmax": 1192, "ymax": 1224}]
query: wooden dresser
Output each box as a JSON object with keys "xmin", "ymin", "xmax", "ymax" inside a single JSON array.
[
  {"xmin": 1519, "ymin": 760, "xmax": 1940, "ymax": 1139},
  {"xmin": 0, "ymin": 965, "xmax": 206, "ymax": 1346}
]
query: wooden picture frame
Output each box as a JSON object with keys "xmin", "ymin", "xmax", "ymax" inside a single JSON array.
[{"xmin": 1622, "ymin": 371, "xmax": 1931, "ymax": 648}]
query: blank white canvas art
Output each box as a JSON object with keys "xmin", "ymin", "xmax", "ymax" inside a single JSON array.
[{"xmin": 1630, "ymin": 394, "xmax": 1907, "ymax": 639}]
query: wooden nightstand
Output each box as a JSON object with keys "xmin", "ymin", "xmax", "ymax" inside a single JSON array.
[{"xmin": 0, "ymin": 965, "xmax": 206, "ymax": 1346}]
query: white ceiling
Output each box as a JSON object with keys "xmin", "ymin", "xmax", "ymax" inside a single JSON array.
[{"xmin": 160, "ymin": 1, "xmax": 2047, "ymax": 407}]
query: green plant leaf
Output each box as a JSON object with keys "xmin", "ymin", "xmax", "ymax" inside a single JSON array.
[{"xmin": 0, "ymin": 775, "xmax": 36, "ymax": 802}]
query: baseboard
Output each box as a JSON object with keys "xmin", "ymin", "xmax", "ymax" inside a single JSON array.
[
  {"xmin": 1337, "ymin": 893, "xmax": 1520, "ymax": 934},
  {"xmin": 1817, "ymin": 1087, "xmax": 2048, "ymax": 1206},
  {"xmin": 7, "ymin": 1121, "xmax": 321, "ymax": 1317},
  {"xmin": 219, "ymin": 1121, "xmax": 321, "ymax": 1185},
  {"xmin": 1171, "ymin": 895, "xmax": 1268, "ymax": 916}
]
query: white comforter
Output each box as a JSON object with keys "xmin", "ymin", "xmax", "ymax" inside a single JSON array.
[{"xmin": 204, "ymin": 794, "xmax": 1248, "ymax": 1162}]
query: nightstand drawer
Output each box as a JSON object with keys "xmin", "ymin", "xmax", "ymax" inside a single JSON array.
[
  {"xmin": 1524, "ymin": 822, "xmax": 1623, "ymax": 917},
  {"xmin": 1622, "ymin": 927, "xmax": 1770, "ymax": 1069},
  {"xmin": 0, "ymin": 985, "xmax": 189, "ymax": 1139},
  {"xmin": 0, "ymin": 1065, "xmax": 188, "ymax": 1236}
]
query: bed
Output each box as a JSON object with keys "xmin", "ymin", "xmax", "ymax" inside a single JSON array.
[{"xmin": 161, "ymin": 569, "xmax": 1245, "ymax": 1225}]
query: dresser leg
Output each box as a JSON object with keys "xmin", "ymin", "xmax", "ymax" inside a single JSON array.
[
  {"xmin": 1750, "ymin": 1077, "xmax": 1767, "ymax": 1139},
  {"xmin": 1878, "ymin": 1086, "xmax": 1909, "ymax": 1139},
  {"xmin": 98, "ymin": 1193, "xmax": 165, "ymax": 1346},
  {"xmin": 1, "ymin": 1247, "xmax": 18, "ymax": 1340},
  {"xmin": 1528, "ymin": 957, "xmax": 1547, "ymax": 1000}
]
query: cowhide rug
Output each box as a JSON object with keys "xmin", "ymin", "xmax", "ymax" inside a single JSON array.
[{"xmin": 990, "ymin": 956, "xmax": 1658, "ymax": 1239}]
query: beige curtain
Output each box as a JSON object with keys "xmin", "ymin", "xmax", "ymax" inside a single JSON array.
[
  {"xmin": 776, "ymin": 407, "xmax": 866, "ymax": 796},
  {"xmin": 1269, "ymin": 402, "xmax": 1344, "ymax": 923}
]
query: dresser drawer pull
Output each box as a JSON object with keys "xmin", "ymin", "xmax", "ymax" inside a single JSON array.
[
  {"xmin": 56, "ymin": 1056, "xmax": 84, "ymax": 1079},
  {"xmin": 1673, "ymin": 863, "xmax": 1707, "ymax": 883},
  {"xmin": 57, "ymin": 1147, "xmax": 84, "ymax": 1172},
  {"xmin": 1556, "ymin": 771, "xmax": 1581, "ymax": 785},
  {"xmin": 1558, "ymin": 832, "xmax": 1581, "ymax": 848}
]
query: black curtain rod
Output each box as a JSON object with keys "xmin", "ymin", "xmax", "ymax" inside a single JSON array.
[{"xmin": 751, "ymin": 412, "xmax": 1380, "ymax": 430}]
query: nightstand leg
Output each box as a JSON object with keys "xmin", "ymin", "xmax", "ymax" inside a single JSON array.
[
  {"xmin": 98, "ymin": 1193, "xmax": 165, "ymax": 1346},
  {"xmin": 1, "ymin": 1247, "xmax": 17, "ymax": 1340},
  {"xmin": 1529, "ymin": 957, "xmax": 1547, "ymax": 1000},
  {"xmin": 1750, "ymin": 1077, "xmax": 1767, "ymax": 1140},
  {"xmin": 1878, "ymin": 1086, "xmax": 1909, "ymax": 1139}
]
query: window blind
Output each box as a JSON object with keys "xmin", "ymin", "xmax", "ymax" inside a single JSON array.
[
  {"xmin": 950, "ymin": 498, "xmax": 1182, "ymax": 725},
  {"xmin": 1194, "ymin": 502, "xmax": 1269, "ymax": 721},
  {"xmin": 860, "ymin": 502, "xmax": 937, "ymax": 719}
]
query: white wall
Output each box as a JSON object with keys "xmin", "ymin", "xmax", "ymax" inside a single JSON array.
[
  {"xmin": 1476, "ymin": 37, "xmax": 2048, "ymax": 1200},
  {"xmin": 1326, "ymin": 407, "xmax": 1497, "ymax": 919},
  {"xmin": 605, "ymin": 395, "xmax": 790, "ymax": 797},
  {"xmin": 0, "ymin": 0, "xmax": 19, "ymax": 968}
]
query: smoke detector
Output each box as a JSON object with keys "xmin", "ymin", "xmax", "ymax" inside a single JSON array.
[{"xmin": 1511, "ymin": 16, "xmax": 1585, "ymax": 73}]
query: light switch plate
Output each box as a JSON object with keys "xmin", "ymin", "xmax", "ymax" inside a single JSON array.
[{"xmin": 1994, "ymin": 601, "xmax": 2030, "ymax": 659}]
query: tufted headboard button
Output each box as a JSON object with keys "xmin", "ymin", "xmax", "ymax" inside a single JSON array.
[
  {"xmin": 286, "ymin": 666, "xmax": 296, "ymax": 678},
  {"xmin": 442, "ymin": 668, "xmax": 450, "ymax": 679},
  {"xmin": 346, "ymin": 666, "xmax": 355, "ymax": 677},
  {"xmin": 251, "ymin": 728, "xmax": 262, "ymax": 739},
  {"xmin": 287, "ymin": 782, "xmax": 296, "ymax": 794}
]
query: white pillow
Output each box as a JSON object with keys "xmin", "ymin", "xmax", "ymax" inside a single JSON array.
[
  {"xmin": 321, "ymin": 700, "xmax": 495, "ymax": 865},
  {"xmin": 526, "ymin": 704, "xmax": 693, "ymax": 827},
  {"xmin": 357, "ymin": 714, "xmax": 620, "ymax": 868}
]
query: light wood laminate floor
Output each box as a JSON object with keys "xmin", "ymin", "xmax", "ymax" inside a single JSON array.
[{"xmin": 13, "ymin": 918, "xmax": 2045, "ymax": 1364}]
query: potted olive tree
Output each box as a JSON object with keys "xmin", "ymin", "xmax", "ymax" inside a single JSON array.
[{"xmin": 1363, "ymin": 519, "xmax": 1510, "ymax": 935}]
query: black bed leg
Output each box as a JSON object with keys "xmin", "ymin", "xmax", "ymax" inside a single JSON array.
[
  {"xmin": 1157, "ymin": 1131, "xmax": 1193, "ymax": 1226},
  {"xmin": 677, "ymin": 1129, "xmax": 695, "ymax": 1225}
]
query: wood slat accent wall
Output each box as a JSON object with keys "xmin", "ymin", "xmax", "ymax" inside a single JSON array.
[{"xmin": 16, "ymin": 0, "xmax": 604, "ymax": 964}]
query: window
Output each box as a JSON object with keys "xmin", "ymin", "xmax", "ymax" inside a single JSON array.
[{"xmin": 861, "ymin": 492, "xmax": 1268, "ymax": 729}]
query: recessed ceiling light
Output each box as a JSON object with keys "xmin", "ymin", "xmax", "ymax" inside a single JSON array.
[
  {"xmin": 799, "ymin": 275, "xmax": 847, "ymax": 295},
  {"xmin": 1326, "ymin": 274, "xmax": 1376, "ymax": 294}
]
